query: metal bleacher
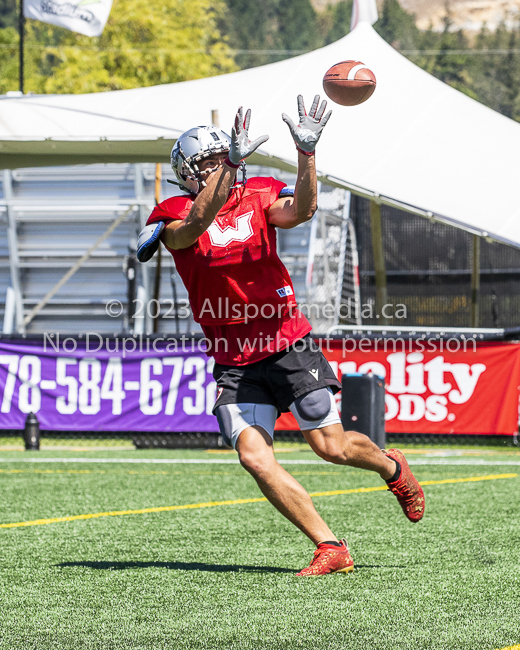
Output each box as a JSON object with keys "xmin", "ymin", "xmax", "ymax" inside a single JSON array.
[
  {"xmin": 1, "ymin": 164, "xmax": 148, "ymax": 334},
  {"xmin": 1, "ymin": 163, "xmax": 351, "ymax": 336}
]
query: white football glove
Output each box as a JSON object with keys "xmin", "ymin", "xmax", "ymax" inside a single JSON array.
[
  {"xmin": 282, "ymin": 94, "xmax": 332, "ymax": 154},
  {"xmin": 228, "ymin": 107, "xmax": 269, "ymax": 165}
]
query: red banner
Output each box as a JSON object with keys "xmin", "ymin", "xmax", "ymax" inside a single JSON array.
[{"xmin": 276, "ymin": 340, "xmax": 520, "ymax": 435}]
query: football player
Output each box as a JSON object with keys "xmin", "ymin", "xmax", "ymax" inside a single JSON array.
[{"xmin": 138, "ymin": 96, "xmax": 425, "ymax": 576}]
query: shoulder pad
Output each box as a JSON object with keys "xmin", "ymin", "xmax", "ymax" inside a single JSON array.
[{"xmin": 137, "ymin": 221, "xmax": 165, "ymax": 263}]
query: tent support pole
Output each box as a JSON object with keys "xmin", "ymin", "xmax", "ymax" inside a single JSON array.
[
  {"xmin": 369, "ymin": 199, "xmax": 388, "ymax": 325},
  {"xmin": 471, "ymin": 234, "xmax": 480, "ymax": 328}
]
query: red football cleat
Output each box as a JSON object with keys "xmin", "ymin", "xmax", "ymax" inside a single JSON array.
[
  {"xmin": 385, "ymin": 448, "xmax": 425, "ymax": 522},
  {"xmin": 296, "ymin": 539, "xmax": 354, "ymax": 577}
]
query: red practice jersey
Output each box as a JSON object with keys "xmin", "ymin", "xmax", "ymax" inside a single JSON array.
[{"xmin": 147, "ymin": 177, "xmax": 311, "ymax": 364}]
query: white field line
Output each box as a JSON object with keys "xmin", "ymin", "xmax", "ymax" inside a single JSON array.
[{"xmin": 0, "ymin": 457, "xmax": 520, "ymax": 466}]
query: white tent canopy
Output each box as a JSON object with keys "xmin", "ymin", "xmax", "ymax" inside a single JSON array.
[{"xmin": 1, "ymin": 22, "xmax": 520, "ymax": 247}]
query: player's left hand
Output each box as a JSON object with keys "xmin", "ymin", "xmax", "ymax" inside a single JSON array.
[
  {"xmin": 282, "ymin": 94, "xmax": 332, "ymax": 154},
  {"xmin": 228, "ymin": 107, "xmax": 269, "ymax": 165}
]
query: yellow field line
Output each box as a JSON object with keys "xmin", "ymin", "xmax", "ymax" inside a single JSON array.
[
  {"xmin": 0, "ymin": 497, "xmax": 269, "ymax": 529},
  {"xmin": 496, "ymin": 645, "xmax": 520, "ymax": 650},
  {"xmin": 0, "ymin": 473, "xmax": 516, "ymax": 530},
  {"xmin": 304, "ymin": 473, "xmax": 517, "ymax": 498},
  {"xmin": 419, "ymin": 473, "xmax": 517, "ymax": 486}
]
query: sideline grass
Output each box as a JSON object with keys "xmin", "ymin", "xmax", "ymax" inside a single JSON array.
[{"xmin": 0, "ymin": 450, "xmax": 519, "ymax": 649}]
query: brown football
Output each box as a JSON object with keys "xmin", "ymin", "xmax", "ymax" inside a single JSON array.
[{"xmin": 323, "ymin": 60, "xmax": 376, "ymax": 106}]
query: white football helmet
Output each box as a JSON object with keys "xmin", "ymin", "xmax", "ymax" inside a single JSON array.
[{"xmin": 170, "ymin": 126, "xmax": 233, "ymax": 194}]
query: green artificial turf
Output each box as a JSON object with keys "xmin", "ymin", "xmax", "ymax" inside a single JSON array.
[
  {"xmin": 0, "ymin": 436, "xmax": 134, "ymax": 449},
  {"xmin": 0, "ymin": 448, "xmax": 519, "ymax": 650}
]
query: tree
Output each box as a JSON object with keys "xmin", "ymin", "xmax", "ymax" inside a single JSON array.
[
  {"xmin": 429, "ymin": 5, "xmax": 472, "ymax": 92},
  {"xmin": 491, "ymin": 24, "xmax": 518, "ymax": 118},
  {"xmin": 0, "ymin": 0, "xmax": 236, "ymax": 94},
  {"xmin": 220, "ymin": 0, "xmax": 279, "ymax": 69},
  {"xmin": 470, "ymin": 21, "xmax": 520, "ymax": 120},
  {"xmin": 0, "ymin": 0, "xmax": 16, "ymax": 29},
  {"xmin": 222, "ymin": 0, "xmax": 320, "ymax": 69},
  {"xmin": 375, "ymin": 0, "xmax": 419, "ymax": 51},
  {"xmin": 318, "ymin": 0, "xmax": 353, "ymax": 46},
  {"xmin": 277, "ymin": 0, "xmax": 321, "ymax": 53}
]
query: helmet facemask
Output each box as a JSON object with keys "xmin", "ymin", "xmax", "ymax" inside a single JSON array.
[{"xmin": 170, "ymin": 126, "xmax": 247, "ymax": 195}]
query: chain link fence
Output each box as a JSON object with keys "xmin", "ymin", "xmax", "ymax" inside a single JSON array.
[
  {"xmin": 1, "ymin": 429, "xmax": 517, "ymax": 449},
  {"xmin": 352, "ymin": 195, "xmax": 520, "ymax": 329}
]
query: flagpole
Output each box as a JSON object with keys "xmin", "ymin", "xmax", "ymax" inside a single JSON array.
[{"xmin": 19, "ymin": 0, "xmax": 24, "ymax": 93}]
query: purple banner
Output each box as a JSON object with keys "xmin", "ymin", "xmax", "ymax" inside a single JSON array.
[{"xmin": 0, "ymin": 338, "xmax": 219, "ymax": 432}]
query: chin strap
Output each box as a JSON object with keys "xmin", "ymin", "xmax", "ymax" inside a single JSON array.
[{"xmin": 231, "ymin": 161, "xmax": 247, "ymax": 190}]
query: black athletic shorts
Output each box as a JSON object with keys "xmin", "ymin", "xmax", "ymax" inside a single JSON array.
[{"xmin": 212, "ymin": 335, "xmax": 341, "ymax": 414}]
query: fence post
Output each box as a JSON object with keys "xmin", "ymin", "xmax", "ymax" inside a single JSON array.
[
  {"xmin": 471, "ymin": 234, "xmax": 480, "ymax": 328},
  {"xmin": 369, "ymin": 199, "xmax": 388, "ymax": 325}
]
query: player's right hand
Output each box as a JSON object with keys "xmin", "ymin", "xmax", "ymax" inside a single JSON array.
[{"xmin": 228, "ymin": 107, "xmax": 269, "ymax": 165}]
